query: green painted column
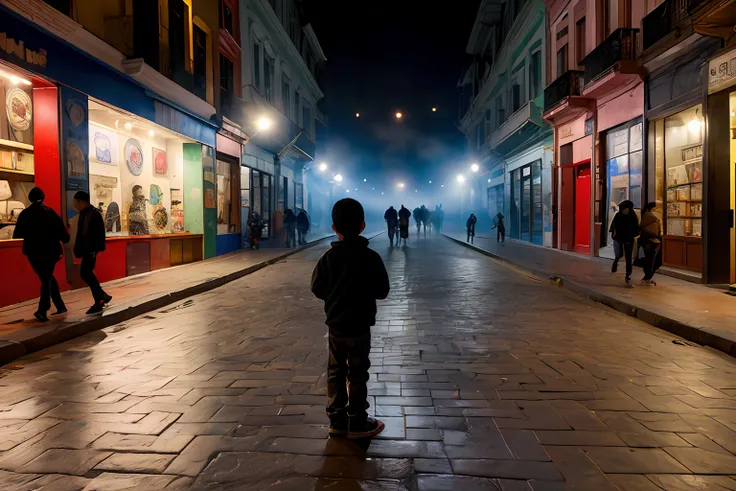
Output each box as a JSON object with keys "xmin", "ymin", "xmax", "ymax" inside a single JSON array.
[
  {"xmin": 183, "ymin": 143, "xmax": 207, "ymax": 262},
  {"xmin": 201, "ymin": 145, "xmax": 217, "ymax": 259}
]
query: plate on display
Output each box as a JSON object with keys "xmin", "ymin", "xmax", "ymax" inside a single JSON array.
[
  {"xmin": 6, "ymin": 88, "xmax": 32, "ymax": 132},
  {"xmin": 125, "ymin": 138, "xmax": 144, "ymax": 176}
]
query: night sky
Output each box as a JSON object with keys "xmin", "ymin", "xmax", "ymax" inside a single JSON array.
[{"xmin": 305, "ymin": 1, "xmax": 480, "ymax": 192}]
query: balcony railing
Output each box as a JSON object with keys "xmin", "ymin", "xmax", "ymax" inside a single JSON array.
[
  {"xmin": 642, "ymin": 0, "xmax": 689, "ymax": 52},
  {"xmin": 543, "ymin": 70, "xmax": 585, "ymax": 112},
  {"xmin": 582, "ymin": 28, "xmax": 639, "ymax": 85}
]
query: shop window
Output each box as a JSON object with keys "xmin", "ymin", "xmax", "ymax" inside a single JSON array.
[
  {"xmin": 295, "ymin": 182, "xmax": 303, "ymax": 209},
  {"xmin": 216, "ymin": 156, "xmax": 239, "ymax": 235},
  {"xmin": 86, "ymin": 100, "xmax": 197, "ymax": 237},
  {"xmin": 509, "ymin": 162, "xmax": 543, "ymax": 244},
  {"xmin": 0, "ymin": 70, "xmax": 35, "ymax": 241},
  {"xmin": 660, "ymin": 106, "xmax": 703, "ymax": 238},
  {"xmin": 241, "ymin": 166, "xmax": 250, "ymax": 236},
  {"xmin": 604, "ymin": 120, "xmax": 644, "ymax": 252}
]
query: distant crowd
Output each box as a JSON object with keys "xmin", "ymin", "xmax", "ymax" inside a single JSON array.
[{"xmin": 383, "ymin": 204, "xmax": 445, "ymax": 246}]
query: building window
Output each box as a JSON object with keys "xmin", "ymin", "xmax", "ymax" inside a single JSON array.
[
  {"xmin": 496, "ymin": 96, "xmax": 505, "ymax": 127},
  {"xmin": 529, "ymin": 50, "xmax": 542, "ymax": 100},
  {"xmin": 294, "ymin": 91, "xmax": 301, "ymax": 125},
  {"xmin": 556, "ymin": 44, "xmax": 568, "ymax": 77},
  {"xmin": 303, "ymin": 104, "xmax": 312, "ymax": 137},
  {"xmin": 282, "ymin": 75, "xmax": 291, "ymax": 117},
  {"xmin": 485, "ymin": 109, "xmax": 492, "ymax": 140},
  {"xmin": 193, "ymin": 24, "xmax": 207, "ymax": 100},
  {"xmin": 576, "ymin": 17, "xmax": 586, "ymax": 64},
  {"xmin": 252, "ymin": 43, "xmax": 261, "ymax": 91},
  {"xmin": 220, "ymin": 54, "xmax": 234, "ymax": 96},
  {"xmin": 511, "ymin": 84, "xmax": 521, "ymax": 113},
  {"xmin": 264, "ymin": 54, "xmax": 274, "ymax": 103},
  {"xmin": 223, "ymin": 3, "xmax": 234, "ymax": 36}
]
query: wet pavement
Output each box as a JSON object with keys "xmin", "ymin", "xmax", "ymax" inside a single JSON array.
[{"xmin": 0, "ymin": 235, "xmax": 735, "ymax": 490}]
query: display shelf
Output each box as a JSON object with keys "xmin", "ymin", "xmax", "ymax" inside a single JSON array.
[
  {"xmin": 0, "ymin": 138, "xmax": 33, "ymax": 152},
  {"xmin": 0, "ymin": 168, "xmax": 34, "ymax": 177}
]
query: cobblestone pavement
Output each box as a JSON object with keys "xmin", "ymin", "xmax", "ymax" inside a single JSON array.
[{"xmin": 0, "ymin": 236, "xmax": 735, "ymax": 490}]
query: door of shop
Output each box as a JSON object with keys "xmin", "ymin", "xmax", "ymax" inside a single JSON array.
[{"xmin": 574, "ymin": 163, "xmax": 591, "ymax": 255}]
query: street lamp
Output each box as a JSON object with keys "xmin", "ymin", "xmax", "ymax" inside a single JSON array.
[
  {"xmin": 456, "ymin": 174, "xmax": 466, "ymax": 184},
  {"xmin": 363, "ymin": 178, "xmax": 367, "ymax": 182},
  {"xmin": 470, "ymin": 163, "xmax": 480, "ymax": 173},
  {"xmin": 333, "ymin": 174, "xmax": 344, "ymax": 183},
  {"xmin": 318, "ymin": 162, "xmax": 328, "ymax": 173},
  {"xmin": 397, "ymin": 182, "xmax": 405, "ymax": 189},
  {"xmin": 395, "ymin": 112, "xmax": 403, "ymax": 120},
  {"xmin": 429, "ymin": 180, "xmax": 432, "ymax": 184},
  {"xmin": 257, "ymin": 117, "xmax": 272, "ymax": 131}
]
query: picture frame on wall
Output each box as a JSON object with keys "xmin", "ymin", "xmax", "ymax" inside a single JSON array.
[
  {"xmin": 89, "ymin": 123, "xmax": 119, "ymax": 166},
  {"xmin": 153, "ymin": 148, "xmax": 167, "ymax": 176}
]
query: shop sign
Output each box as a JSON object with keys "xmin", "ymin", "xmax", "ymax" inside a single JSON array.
[
  {"xmin": 708, "ymin": 48, "xmax": 736, "ymax": 94},
  {"xmin": 585, "ymin": 117, "xmax": 594, "ymax": 136},
  {"xmin": 0, "ymin": 32, "xmax": 46, "ymax": 69}
]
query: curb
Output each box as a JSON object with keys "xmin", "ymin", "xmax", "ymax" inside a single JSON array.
[
  {"xmin": 443, "ymin": 234, "xmax": 736, "ymax": 358},
  {"xmin": 0, "ymin": 235, "xmax": 341, "ymax": 366}
]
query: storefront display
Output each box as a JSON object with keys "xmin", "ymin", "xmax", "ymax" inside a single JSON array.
[
  {"xmin": 653, "ymin": 105, "xmax": 704, "ymax": 272},
  {"xmin": 87, "ymin": 100, "xmax": 195, "ymax": 238},
  {"xmin": 0, "ymin": 65, "xmax": 38, "ymax": 240}
]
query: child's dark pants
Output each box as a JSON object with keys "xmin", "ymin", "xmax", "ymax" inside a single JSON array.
[{"xmin": 327, "ymin": 333, "xmax": 371, "ymax": 424}]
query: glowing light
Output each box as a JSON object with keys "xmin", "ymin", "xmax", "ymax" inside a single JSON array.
[
  {"xmin": 441, "ymin": 184, "xmax": 444, "ymax": 188},
  {"xmin": 471, "ymin": 163, "xmax": 480, "ymax": 173},
  {"xmin": 355, "ymin": 188, "xmax": 358, "ymax": 191},
  {"xmin": 456, "ymin": 174, "xmax": 466, "ymax": 184},
  {"xmin": 687, "ymin": 119, "xmax": 703, "ymax": 134},
  {"xmin": 429, "ymin": 180, "xmax": 432, "ymax": 184},
  {"xmin": 397, "ymin": 182, "xmax": 405, "ymax": 189},
  {"xmin": 356, "ymin": 112, "xmax": 360, "ymax": 118},
  {"xmin": 333, "ymin": 174, "xmax": 344, "ymax": 183},
  {"xmin": 257, "ymin": 117, "xmax": 272, "ymax": 131},
  {"xmin": 318, "ymin": 162, "xmax": 328, "ymax": 172},
  {"xmin": 432, "ymin": 107, "xmax": 437, "ymax": 112},
  {"xmin": 124, "ymin": 123, "xmax": 133, "ymax": 131},
  {"xmin": 395, "ymin": 112, "xmax": 403, "ymax": 119},
  {"xmin": 381, "ymin": 192, "xmax": 384, "ymax": 195},
  {"xmin": 488, "ymin": 178, "xmax": 491, "ymax": 183},
  {"xmin": 363, "ymin": 178, "xmax": 367, "ymax": 182},
  {"xmin": 0, "ymin": 70, "xmax": 31, "ymax": 86},
  {"xmin": 148, "ymin": 130, "xmax": 155, "ymax": 137},
  {"xmin": 346, "ymin": 189, "xmax": 350, "ymax": 193}
]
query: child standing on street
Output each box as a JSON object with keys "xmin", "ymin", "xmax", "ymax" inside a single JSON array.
[{"xmin": 311, "ymin": 198, "xmax": 390, "ymax": 439}]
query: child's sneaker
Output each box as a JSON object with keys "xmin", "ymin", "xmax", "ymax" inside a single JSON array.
[
  {"xmin": 328, "ymin": 419, "xmax": 348, "ymax": 438},
  {"xmin": 347, "ymin": 417, "xmax": 385, "ymax": 439}
]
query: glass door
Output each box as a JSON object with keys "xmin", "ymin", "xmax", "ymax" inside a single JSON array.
[
  {"xmin": 520, "ymin": 166, "xmax": 531, "ymax": 242},
  {"xmin": 532, "ymin": 161, "xmax": 543, "ymax": 245}
]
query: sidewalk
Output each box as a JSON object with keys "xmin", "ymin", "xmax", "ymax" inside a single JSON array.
[
  {"xmin": 0, "ymin": 233, "xmax": 335, "ymax": 366},
  {"xmin": 445, "ymin": 233, "xmax": 736, "ymax": 357}
]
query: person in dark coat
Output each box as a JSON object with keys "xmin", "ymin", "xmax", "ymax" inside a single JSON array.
[
  {"xmin": 412, "ymin": 207, "xmax": 422, "ymax": 235},
  {"xmin": 419, "ymin": 205, "xmax": 430, "ymax": 236},
  {"xmin": 296, "ymin": 209, "xmax": 310, "ymax": 245},
  {"xmin": 247, "ymin": 212, "xmax": 264, "ymax": 249},
  {"xmin": 12, "ymin": 187, "xmax": 70, "ymax": 322},
  {"xmin": 73, "ymin": 191, "xmax": 112, "ymax": 314},
  {"xmin": 639, "ymin": 202, "xmax": 662, "ymax": 285},
  {"xmin": 398, "ymin": 205, "xmax": 411, "ymax": 245},
  {"xmin": 384, "ymin": 206, "xmax": 398, "ymax": 246},
  {"xmin": 466, "ymin": 213, "xmax": 477, "ymax": 243},
  {"xmin": 284, "ymin": 208, "xmax": 297, "ymax": 247},
  {"xmin": 311, "ymin": 198, "xmax": 389, "ymax": 439},
  {"xmin": 609, "ymin": 199, "xmax": 639, "ymax": 285},
  {"xmin": 491, "ymin": 213, "xmax": 505, "ymax": 243}
]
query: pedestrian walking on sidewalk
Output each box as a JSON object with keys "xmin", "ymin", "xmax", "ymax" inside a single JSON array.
[
  {"xmin": 284, "ymin": 208, "xmax": 297, "ymax": 247},
  {"xmin": 420, "ymin": 205, "xmax": 430, "ymax": 237},
  {"xmin": 492, "ymin": 212, "xmax": 505, "ymax": 243},
  {"xmin": 466, "ymin": 213, "xmax": 477, "ymax": 243},
  {"xmin": 247, "ymin": 212, "xmax": 264, "ymax": 249},
  {"xmin": 639, "ymin": 202, "xmax": 662, "ymax": 285},
  {"xmin": 296, "ymin": 209, "xmax": 310, "ymax": 245},
  {"xmin": 609, "ymin": 199, "xmax": 639, "ymax": 286},
  {"xmin": 398, "ymin": 205, "xmax": 411, "ymax": 245},
  {"xmin": 72, "ymin": 191, "xmax": 112, "ymax": 314},
  {"xmin": 12, "ymin": 187, "xmax": 69, "ymax": 322},
  {"xmin": 413, "ymin": 207, "xmax": 422, "ymax": 236},
  {"xmin": 384, "ymin": 206, "xmax": 398, "ymax": 246},
  {"xmin": 311, "ymin": 198, "xmax": 389, "ymax": 439}
]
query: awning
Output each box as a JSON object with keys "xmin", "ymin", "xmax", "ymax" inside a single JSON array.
[{"xmin": 693, "ymin": 0, "xmax": 736, "ymax": 40}]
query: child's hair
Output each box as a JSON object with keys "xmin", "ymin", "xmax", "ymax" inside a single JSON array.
[{"xmin": 332, "ymin": 198, "xmax": 364, "ymax": 236}]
